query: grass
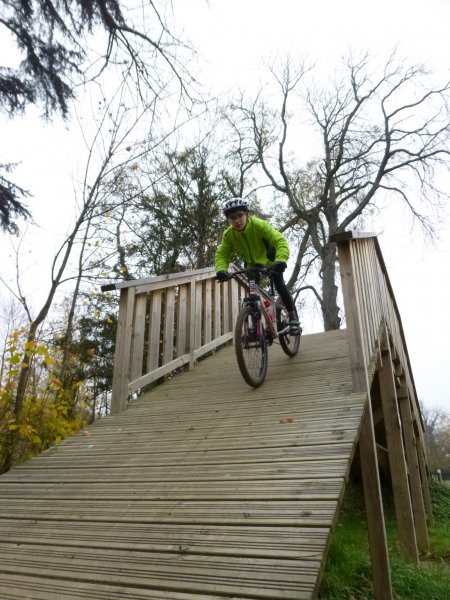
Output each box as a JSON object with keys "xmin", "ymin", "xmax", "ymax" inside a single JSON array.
[{"xmin": 318, "ymin": 480, "xmax": 450, "ymax": 599}]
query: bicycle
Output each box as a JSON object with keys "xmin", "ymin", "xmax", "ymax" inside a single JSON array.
[{"xmin": 217, "ymin": 266, "xmax": 301, "ymax": 387}]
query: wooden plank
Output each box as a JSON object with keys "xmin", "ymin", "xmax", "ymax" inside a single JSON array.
[
  {"xmin": 0, "ymin": 498, "xmax": 338, "ymax": 525},
  {"xmin": 203, "ymin": 278, "xmax": 212, "ymax": 344},
  {"xmin": 0, "ymin": 573, "xmax": 255, "ymax": 600},
  {"xmin": 194, "ymin": 280, "xmax": 203, "ymax": 349},
  {"xmin": 193, "ymin": 332, "xmax": 233, "ymax": 360},
  {"xmin": 0, "ymin": 521, "xmax": 328, "ymax": 558},
  {"xmin": 188, "ymin": 279, "xmax": 196, "ymax": 369},
  {"xmin": 147, "ymin": 290, "xmax": 162, "ymax": 372},
  {"xmin": 176, "ymin": 283, "xmax": 188, "ymax": 358},
  {"xmin": 162, "ymin": 287, "xmax": 176, "ymax": 365},
  {"xmin": 213, "ymin": 279, "xmax": 221, "ymax": 339},
  {"xmin": 221, "ymin": 280, "xmax": 230, "ymax": 333},
  {"xmin": 0, "ymin": 480, "xmax": 343, "ymax": 501},
  {"xmin": 0, "ymin": 542, "xmax": 319, "ymax": 599},
  {"xmin": 13, "ymin": 443, "xmax": 354, "ymax": 469},
  {"xmin": 129, "ymin": 292, "xmax": 147, "ymax": 381},
  {"xmin": 109, "ymin": 266, "xmax": 215, "ymax": 291},
  {"xmin": 128, "ymin": 354, "xmax": 190, "ymax": 394}
]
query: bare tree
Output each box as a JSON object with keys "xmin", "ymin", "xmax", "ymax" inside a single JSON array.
[
  {"xmin": 0, "ymin": 0, "xmax": 195, "ymax": 232},
  {"xmin": 0, "ymin": 75, "xmax": 165, "ymax": 472},
  {"xmin": 421, "ymin": 403, "xmax": 450, "ymax": 473},
  {"xmin": 88, "ymin": 141, "xmax": 227, "ymax": 277},
  {"xmin": 230, "ymin": 52, "xmax": 450, "ymax": 330}
]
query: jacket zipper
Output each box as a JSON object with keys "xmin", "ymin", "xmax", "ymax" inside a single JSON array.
[{"xmin": 242, "ymin": 230, "xmax": 255, "ymax": 264}]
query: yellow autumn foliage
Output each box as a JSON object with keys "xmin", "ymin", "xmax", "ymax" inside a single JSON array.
[{"xmin": 0, "ymin": 328, "xmax": 88, "ymax": 470}]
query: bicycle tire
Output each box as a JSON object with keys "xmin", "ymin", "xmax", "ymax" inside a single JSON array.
[
  {"xmin": 277, "ymin": 304, "xmax": 300, "ymax": 357},
  {"xmin": 235, "ymin": 305, "xmax": 268, "ymax": 387}
]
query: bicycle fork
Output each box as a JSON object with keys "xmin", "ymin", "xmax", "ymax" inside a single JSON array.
[{"xmin": 244, "ymin": 297, "xmax": 291, "ymax": 341}]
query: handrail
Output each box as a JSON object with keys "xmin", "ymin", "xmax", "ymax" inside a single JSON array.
[
  {"xmin": 101, "ymin": 267, "xmax": 245, "ymax": 414},
  {"xmin": 330, "ymin": 231, "xmax": 420, "ymax": 416}
]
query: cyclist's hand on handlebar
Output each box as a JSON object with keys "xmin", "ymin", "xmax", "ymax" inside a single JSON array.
[
  {"xmin": 215, "ymin": 270, "xmax": 230, "ymax": 282},
  {"xmin": 272, "ymin": 261, "xmax": 287, "ymax": 273}
]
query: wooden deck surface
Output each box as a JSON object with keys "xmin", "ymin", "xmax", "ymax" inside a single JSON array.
[{"xmin": 0, "ymin": 329, "xmax": 368, "ymax": 599}]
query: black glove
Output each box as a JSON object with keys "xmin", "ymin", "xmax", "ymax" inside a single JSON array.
[
  {"xmin": 272, "ymin": 261, "xmax": 287, "ymax": 273},
  {"xmin": 216, "ymin": 271, "xmax": 229, "ymax": 282}
]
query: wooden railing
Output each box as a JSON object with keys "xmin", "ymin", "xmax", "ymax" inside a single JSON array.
[
  {"xmin": 331, "ymin": 231, "xmax": 421, "ymax": 424},
  {"xmin": 101, "ymin": 267, "xmax": 244, "ymax": 414},
  {"xmin": 332, "ymin": 231, "xmax": 431, "ymax": 598}
]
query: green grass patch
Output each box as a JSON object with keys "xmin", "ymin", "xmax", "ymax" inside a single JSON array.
[{"xmin": 318, "ymin": 480, "xmax": 450, "ymax": 599}]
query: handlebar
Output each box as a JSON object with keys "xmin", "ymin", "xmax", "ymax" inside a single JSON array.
[
  {"xmin": 214, "ymin": 265, "xmax": 276, "ymax": 283},
  {"xmin": 215, "ymin": 266, "xmax": 275, "ymax": 282}
]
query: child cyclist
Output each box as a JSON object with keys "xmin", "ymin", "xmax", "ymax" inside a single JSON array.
[{"xmin": 215, "ymin": 197, "xmax": 301, "ymax": 335}]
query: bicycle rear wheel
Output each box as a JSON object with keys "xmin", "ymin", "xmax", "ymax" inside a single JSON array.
[
  {"xmin": 235, "ymin": 305, "xmax": 268, "ymax": 387},
  {"xmin": 277, "ymin": 304, "xmax": 300, "ymax": 357}
]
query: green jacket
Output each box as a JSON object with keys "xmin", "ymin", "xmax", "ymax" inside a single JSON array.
[{"xmin": 215, "ymin": 216, "xmax": 289, "ymax": 271}]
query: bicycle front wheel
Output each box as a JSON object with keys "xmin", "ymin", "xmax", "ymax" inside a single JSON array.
[
  {"xmin": 235, "ymin": 305, "xmax": 268, "ymax": 387},
  {"xmin": 277, "ymin": 304, "xmax": 300, "ymax": 357}
]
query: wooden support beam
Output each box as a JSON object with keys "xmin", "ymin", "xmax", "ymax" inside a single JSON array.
[
  {"xmin": 415, "ymin": 436, "xmax": 433, "ymax": 525},
  {"xmin": 359, "ymin": 404, "xmax": 393, "ymax": 600},
  {"xmin": 398, "ymin": 394, "xmax": 429, "ymax": 553},
  {"xmin": 379, "ymin": 335, "xmax": 419, "ymax": 564}
]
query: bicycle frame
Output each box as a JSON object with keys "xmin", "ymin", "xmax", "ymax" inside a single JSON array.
[{"xmin": 238, "ymin": 269, "xmax": 290, "ymax": 340}]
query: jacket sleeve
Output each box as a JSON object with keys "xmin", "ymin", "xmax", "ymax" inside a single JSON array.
[
  {"xmin": 263, "ymin": 221, "xmax": 290, "ymax": 263},
  {"xmin": 215, "ymin": 229, "xmax": 234, "ymax": 271}
]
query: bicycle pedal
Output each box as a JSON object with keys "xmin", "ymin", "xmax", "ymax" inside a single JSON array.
[{"xmin": 289, "ymin": 326, "xmax": 302, "ymax": 336}]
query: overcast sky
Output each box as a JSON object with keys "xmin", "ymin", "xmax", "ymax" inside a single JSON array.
[{"xmin": 1, "ymin": 0, "xmax": 449, "ymax": 412}]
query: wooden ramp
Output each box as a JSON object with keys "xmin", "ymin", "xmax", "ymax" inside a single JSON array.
[{"xmin": 0, "ymin": 329, "xmax": 368, "ymax": 599}]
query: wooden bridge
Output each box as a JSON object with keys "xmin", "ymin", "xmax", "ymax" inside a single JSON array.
[{"xmin": 0, "ymin": 233, "xmax": 431, "ymax": 599}]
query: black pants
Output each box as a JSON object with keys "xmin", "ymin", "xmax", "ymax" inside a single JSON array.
[{"xmin": 271, "ymin": 272, "xmax": 296, "ymax": 314}]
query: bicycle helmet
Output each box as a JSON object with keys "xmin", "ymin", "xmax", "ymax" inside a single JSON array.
[{"xmin": 222, "ymin": 197, "xmax": 249, "ymax": 216}]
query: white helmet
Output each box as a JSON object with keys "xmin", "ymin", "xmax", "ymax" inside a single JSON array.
[{"xmin": 222, "ymin": 197, "xmax": 249, "ymax": 216}]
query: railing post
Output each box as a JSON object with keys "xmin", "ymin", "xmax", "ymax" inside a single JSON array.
[
  {"xmin": 336, "ymin": 240, "xmax": 368, "ymax": 391},
  {"xmin": 359, "ymin": 403, "xmax": 393, "ymax": 599},
  {"xmin": 111, "ymin": 287, "xmax": 135, "ymax": 414}
]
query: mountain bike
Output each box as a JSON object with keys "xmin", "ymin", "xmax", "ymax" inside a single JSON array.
[{"xmin": 218, "ymin": 267, "xmax": 301, "ymax": 387}]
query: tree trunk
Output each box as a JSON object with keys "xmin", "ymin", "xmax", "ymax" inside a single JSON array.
[
  {"xmin": 321, "ymin": 241, "xmax": 341, "ymax": 331},
  {"xmin": 0, "ymin": 322, "xmax": 39, "ymax": 473}
]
